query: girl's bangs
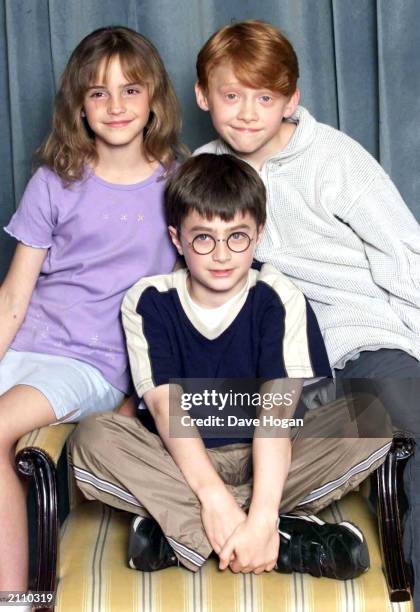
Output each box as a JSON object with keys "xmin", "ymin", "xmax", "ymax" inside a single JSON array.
[
  {"xmin": 81, "ymin": 49, "xmax": 150, "ymax": 93},
  {"xmin": 118, "ymin": 50, "xmax": 150, "ymax": 87}
]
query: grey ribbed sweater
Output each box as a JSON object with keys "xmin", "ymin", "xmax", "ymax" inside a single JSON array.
[{"xmin": 194, "ymin": 106, "xmax": 420, "ymax": 368}]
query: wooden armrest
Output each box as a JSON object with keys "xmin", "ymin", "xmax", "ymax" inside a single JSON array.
[
  {"xmin": 376, "ymin": 433, "xmax": 415, "ymax": 603},
  {"xmin": 15, "ymin": 424, "xmax": 76, "ymax": 607},
  {"xmin": 16, "ymin": 424, "xmax": 76, "ymax": 466}
]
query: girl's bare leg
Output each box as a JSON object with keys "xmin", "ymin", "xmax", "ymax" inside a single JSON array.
[{"xmin": 0, "ymin": 385, "xmax": 56, "ymax": 591}]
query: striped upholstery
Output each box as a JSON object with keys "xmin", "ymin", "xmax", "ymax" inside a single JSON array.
[
  {"xmin": 16, "ymin": 425, "xmax": 412, "ymax": 610},
  {"xmin": 55, "ymin": 493, "xmax": 413, "ymax": 612}
]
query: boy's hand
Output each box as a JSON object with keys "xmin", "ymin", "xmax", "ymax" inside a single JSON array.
[
  {"xmin": 219, "ymin": 515, "xmax": 279, "ymax": 574},
  {"xmin": 199, "ymin": 486, "xmax": 247, "ymax": 555}
]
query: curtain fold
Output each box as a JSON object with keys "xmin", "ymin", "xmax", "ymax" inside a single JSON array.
[
  {"xmin": 376, "ymin": 0, "xmax": 420, "ymax": 200},
  {"xmin": 1, "ymin": 0, "xmax": 419, "ymax": 277},
  {"xmin": 331, "ymin": 0, "xmax": 379, "ymax": 158}
]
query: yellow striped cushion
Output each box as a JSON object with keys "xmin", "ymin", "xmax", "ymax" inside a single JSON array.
[{"xmin": 55, "ymin": 492, "xmax": 413, "ymax": 611}]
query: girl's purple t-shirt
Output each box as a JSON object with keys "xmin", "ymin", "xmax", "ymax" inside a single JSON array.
[{"xmin": 4, "ymin": 166, "xmax": 177, "ymax": 393}]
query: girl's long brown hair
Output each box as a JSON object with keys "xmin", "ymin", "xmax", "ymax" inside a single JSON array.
[{"xmin": 36, "ymin": 26, "xmax": 185, "ymax": 181}]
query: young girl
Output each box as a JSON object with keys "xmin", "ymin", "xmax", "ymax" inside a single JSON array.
[{"xmin": 0, "ymin": 26, "xmax": 183, "ymax": 604}]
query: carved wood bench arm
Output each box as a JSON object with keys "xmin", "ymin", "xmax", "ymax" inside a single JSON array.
[
  {"xmin": 376, "ymin": 433, "xmax": 415, "ymax": 603},
  {"xmin": 15, "ymin": 424, "xmax": 76, "ymax": 607}
]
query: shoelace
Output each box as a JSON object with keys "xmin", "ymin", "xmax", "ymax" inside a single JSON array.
[{"xmin": 292, "ymin": 529, "xmax": 350, "ymax": 577}]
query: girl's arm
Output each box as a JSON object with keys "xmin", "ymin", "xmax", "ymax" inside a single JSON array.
[{"xmin": 0, "ymin": 243, "xmax": 47, "ymax": 359}]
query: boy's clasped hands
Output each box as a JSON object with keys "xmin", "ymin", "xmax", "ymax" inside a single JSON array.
[{"xmin": 199, "ymin": 482, "xmax": 279, "ymax": 573}]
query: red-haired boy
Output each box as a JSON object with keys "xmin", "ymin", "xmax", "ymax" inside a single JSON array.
[{"xmin": 195, "ymin": 20, "xmax": 420, "ymax": 605}]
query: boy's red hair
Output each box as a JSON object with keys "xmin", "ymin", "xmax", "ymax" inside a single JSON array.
[{"xmin": 196, "ymin": 20, "xmax": 299, "ymax": 96}]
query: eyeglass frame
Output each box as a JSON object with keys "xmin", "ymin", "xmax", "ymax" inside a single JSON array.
[{"xmin": 181, "ymin": 230, "xmax": 257, "ymax": 255}]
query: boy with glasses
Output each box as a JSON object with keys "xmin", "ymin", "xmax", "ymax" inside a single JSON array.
[{"xmin": 71, "ymin": 154, "xmax": 391, "ymax": 577}]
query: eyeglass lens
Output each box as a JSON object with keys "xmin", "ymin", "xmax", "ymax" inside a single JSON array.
[{"xmin": 192, "ymin": 232, "xmax": 251, "ymax": 254}]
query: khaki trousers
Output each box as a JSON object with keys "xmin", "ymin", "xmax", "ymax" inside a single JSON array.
[{"xmin": 70, "ymin": 395, "xmax": 391, "ymax": 571}]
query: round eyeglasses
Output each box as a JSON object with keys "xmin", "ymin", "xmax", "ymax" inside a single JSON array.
[{"xmin": 187, "ymin": 232, "xmax": 254, "ymax": 255}]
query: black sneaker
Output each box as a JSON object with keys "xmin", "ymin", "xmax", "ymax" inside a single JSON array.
[
  {"xmin": 276, "ymin": 514, "xmax": 370, "ymax": 580},
  {"xmin": 128, "ymin": 516, "xmax": 179, "ymax": 571}
]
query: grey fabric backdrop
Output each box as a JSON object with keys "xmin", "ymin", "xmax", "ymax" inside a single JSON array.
[{"xmin": 1, "ymin": 0, "xmax": 419, "ymax": 278}]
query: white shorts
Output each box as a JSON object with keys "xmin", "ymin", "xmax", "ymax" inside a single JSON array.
[{"xmin": 0, "ymin": 350, "xmax": 125, "ymax": 422}]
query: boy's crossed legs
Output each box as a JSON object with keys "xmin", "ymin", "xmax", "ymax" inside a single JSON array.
[{"xmin": 71, "ymin": 396, "xmax": 391, "ymax": 576}]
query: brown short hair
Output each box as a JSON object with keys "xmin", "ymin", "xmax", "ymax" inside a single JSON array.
[
  {"xmin": 164, "ymin": 154, "xmax": 266, "ymax": 229},
  {"xmin": 36, "ymin": 26, "xmax": 184, "ymax": 182},
  {"xmin": 197, "ymin": 20, "xmax": 298, "ymax": 96}
]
